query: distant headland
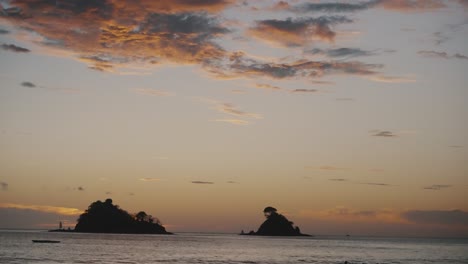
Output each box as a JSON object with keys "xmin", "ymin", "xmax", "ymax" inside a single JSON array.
[
  {"xmin": 241, "ymin": 206, "xmax": 310, "ymax": 236},
  {"xmin": 50, "ymin": 198, "xmax": 172, "ymax": 234}
]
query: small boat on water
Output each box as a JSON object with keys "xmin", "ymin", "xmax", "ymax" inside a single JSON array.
[{"xmin": 32, "ymin": 240, "xmax": 60, "ymax": 243}]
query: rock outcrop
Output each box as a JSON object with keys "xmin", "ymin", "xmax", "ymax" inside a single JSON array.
[
  {"xmin": 242, "ymin": 206, "xmax": 309, "ymax": 236},
  {"xmin": 74, "ymin": 198, "xmax": 172, "ymax": 234}
]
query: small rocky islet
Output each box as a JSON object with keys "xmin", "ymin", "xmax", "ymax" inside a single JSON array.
[{"xmin": 241, "ymin": 206, "xmax": 310, "ymax": 236}]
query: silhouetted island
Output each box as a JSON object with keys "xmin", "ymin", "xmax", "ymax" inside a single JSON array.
[
  {"xmin": 241, "ymin": 206, "xmax": 309, "ymax": 236},
  {"xmin": 54, "ymin": 198, "xmax": 172, "ymax": 234}
]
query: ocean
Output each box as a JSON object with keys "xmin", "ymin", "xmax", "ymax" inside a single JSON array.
[{"xmin": 0, "ymin": 230, "xmax": 467, "ymax": 264}]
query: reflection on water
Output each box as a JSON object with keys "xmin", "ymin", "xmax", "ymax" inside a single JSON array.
[{"xmin": 0, "ymin": 230, "xmax": 467, "ymax": 264}]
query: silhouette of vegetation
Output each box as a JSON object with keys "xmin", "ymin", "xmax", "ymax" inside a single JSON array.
[
  {"xmin": 73, "ymin": 198, "xmax": 172, "ymax": 234},
  {"xmin": 241, "ymin": 206, "xmax": 309, "ymax": 236}
]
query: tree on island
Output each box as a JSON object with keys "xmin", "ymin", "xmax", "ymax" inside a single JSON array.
[
  {"xmin": 242, "ymin": 206, "xmax": 309, "ymax": 236},
  {"xmin": 74, "ymin": 198, "xmax": 172, "ymax": 234}
]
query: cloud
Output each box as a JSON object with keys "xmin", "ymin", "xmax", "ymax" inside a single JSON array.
[
  {"xmin": 308, "ymin": 47, "xmax": 375, "ymax": 58},
  {"xmin": 1, "ymin": 43, "xmax": 30, "ymax": 52},
  {"xmin": 19, "ymin": 81, "xmax": 78, "ymax": 93},
  {"xmin": 0, "ymin": 207, "xmax": 78, "ymax": 229},
  {"xmin": 292, "ymin": 1, "xmax": 379, "ymax": 13},
  {"xmin": 300, "ymin": 207, "xmax": 401, "ymax": 223},
  {"xmin": 372, "ymin": 130, "xmax": 397, "ymax": 137},
  {"xmin": 134, "ymin": 88, "xmax": 174, "ymax": 97},
  {"xmin": 139, "ymin": 177, "xmax": 161, "ymax": 182},
  {"xmin": 1, "ymin": 1, "xmax": 230, "ymax": 70},
  {"xmin": 289, "ymin": 0, "xmax": 446, "ymax": 13},
  {"xmin": 0, "ymin": 203, "xmax": 81, "ymax": 216},
  {"xmin": 0, "ymin": 29, "xmax": 10, "ymax": 34},
  {"xmin": 0, "ymin": 182, "xmax": 7, "ymax": 191},
  {"xmin": 377, "ymin": 0, "xmax": 446, "ymax": 12},
  {"xmin": 226, "ymin": 181, "xmax": 238, "ymax": 184},
  {"xmin": 401, "ymin": 210, "xmax": 468, "ymax": 226},
  {"xmin": 318, "ymin": 165, "xmax": 348, "ymax": 171},
  {"xmin": 191, "ymin": 181, "xmax": 214, "ymax": 184},
  {"xmin": 254, "ymin": 83, "xmax": 282, "ymax": 91},
  {"xmin": 418, "ymin": 50, "xmax": 468, "ymax": 60},
  {"xmin": 290, "ymin": 89, "xmax": 317, "ymax": 93},
  {"xmin": 20, "ymin": 81, "xmax": 36, "ymax": 88},
  {"xmin": 214, "ymin": 119, "xmax": 249, "ymax": 125},
  {"xmin": 359, "ymin": 182, "xmax": 392, "ymax": 186},
  {"xmin": 329, "ymin": 178, "xmax": 348, "ymax": 182},
  {"xmin": 207, "ymin": 52, "xmax": 382, "ymax": 80},
  {"xmin": 368, "ymin": 75, "xmax": 417, "ymax": 83},
  {"xmin": 423, "ymin": 184, "xmax": 451, "ymax": 190},
  {"xmin": 217, "ymin": 102, "xmax": 262, "ymax": 119},
  {"xmin": 248, "ymin": 16, "xmax": 353, "ymax": 46},
  {"xmin": 77, "ymin": 186, "xmax": 85, "ymax": 191}
]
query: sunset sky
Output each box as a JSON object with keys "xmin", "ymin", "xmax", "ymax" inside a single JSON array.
[{"xmin": 0, "ymin": 0, "xmax": 467, "ymax": 237}]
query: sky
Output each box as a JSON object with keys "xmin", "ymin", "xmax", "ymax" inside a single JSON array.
[{"xmin": 0, "ymin": 0, "xmax": 467, "ymax": 237}]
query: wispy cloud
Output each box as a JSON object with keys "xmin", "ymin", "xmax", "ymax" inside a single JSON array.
[
  {"xmin": 0, "ymin": 182, "xmax": 8, "ymax": 191},
  {"xmin": 139, "ymin": 178, "xmax": 161, "ymax": 182},
  {"xmin": 292, "ymin": 1, "xmax": 378, "ymax": 13},
  {"xmin": 77, "ymin": 186, "xmax": 85, "ymax": 191},
  {"xmin": 418, "ymin": 50, "xmax": 468, "ymax": 60},
  {"xmin": 21, "ymin": 81, "xmax": 36, "ymax": 88},
  {"xmin": 191, "ymin": 181, "xmax": 214, "ymax": 184},
  {"xmin": 368, "ymin": 75, "xmax": 417, "ymax": 83},
  {"xmin": 0, "ymin": 203, "xmax": 81, "ymax": 216},
  {"xmin": 423, "ymin": 184, "xmax": 451, "ymax": 190},
  {"xmin": 290, "ymin": 89, "xmax": 318, "ymax": 93},
  {"xmin": 134, "ymin": 88, "xmax": 174, "ymax": 97},
  {"xmin": 1, "ymin": 43, "xmax": 30, "ymax": 53},
  {"xmin": 217, "ymin": 103, "xmax": 262, "ymax": 119},
  {"xmin": 288, "ymin": 0, "xmax": 446, "ymax": 14},
  {"xmin": 19, "ymin": 81, "xmax": 79, "ymax": 93},
  {"xmin": 308, "ymin": 47, "xmax": 375, "ymax": 58},
  {"xmin": 299, "ymin": 207, "xmax": 402, "ymax": 224},
  {"xmin": 214, "ymin": 119, "xmax": 249, "ymax": 126},
  {"xmin": 329, "ymin": 178, "xmax": 348, "ymax": 182},
  {"xmin": 372, "ymin": 130, "xmax": 397, "ymax": 137},
  {"xmin": 248, "ymin": 16, "xmax": 353, "ymax": 46},
  {"xmin": 0, "ymin": 29, "xmax": 10, "ymax": 34},
  {"xmin": 207, "ymin": 51, "xmax": 382, "ymax": 80},
  {"xmin": 359, "ymin": 182, "xmax": 393, "ymax": 187},
  {"xmin": 254, "ymin": 83, "xmax": 282, "ymax": 91},
  {"xmin": 402, "ymin": 209, "xmax": 468, "ymax": 227}
]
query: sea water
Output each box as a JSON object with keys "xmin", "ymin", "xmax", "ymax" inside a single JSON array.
[{"xmin": 0, "ymin": 230, "xmax": 467, "ymax": 264}]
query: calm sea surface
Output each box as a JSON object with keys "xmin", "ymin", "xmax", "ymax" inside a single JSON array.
[{"xmin": 0, "ymin": 230, "xmax": 467, "ymax": 264}]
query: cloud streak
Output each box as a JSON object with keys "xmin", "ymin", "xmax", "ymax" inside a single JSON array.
[
  {"xmin": 0, "ymin": 203, "xmax": 81, "ymax": 216},
  {"xmin": 418, "ymin": 50, "xmax": 468, "ymax": 60},
  {"xmin": 290, "ymin": 0, "xmax": 446, "ymax": 13},
  {"xmin": 0, "ymin": 182, "xmax": 7, "ymax": 191},
  {"xmin": 423, "ymin": 184, "xmax": 451, "ymax": 190},
  {"xmin": 402, "ymin": 210, "xmax": 468, "ymax": 226},
  {"xmin": 191, "ymin": 181, "xmax": 214, "ymax": 184},
  {"xmin": 372, "ymin": 130, "xmax": 397, "ymax": 137},
  {"xmin": 1, "ymin": 43, "xmax": 30, "ymax": 52},
  {"xmin": 139, "ymin": 178, "xmax": 161, "ymax": 182},
  {"xmin": 248, "ymin": 16, "xmax": 353, "ymax": 46}
]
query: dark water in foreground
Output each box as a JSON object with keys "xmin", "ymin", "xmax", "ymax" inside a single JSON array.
[{"xmin": 0, "ymin": 230, "xmax": 467, "ymax": 264}]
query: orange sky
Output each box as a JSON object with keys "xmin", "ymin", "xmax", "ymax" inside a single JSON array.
[{"xmin": 0, "ymin": 0, "xmax": 467, "ymax": 237}]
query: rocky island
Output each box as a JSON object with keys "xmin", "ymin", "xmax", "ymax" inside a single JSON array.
[
  {"xmin": 241, "ymin": 206, "xmax": 309, "ymax": 236},
  {"xmin": 55, "ymin": 198, "xmax": 172, "ymax": 234}
]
